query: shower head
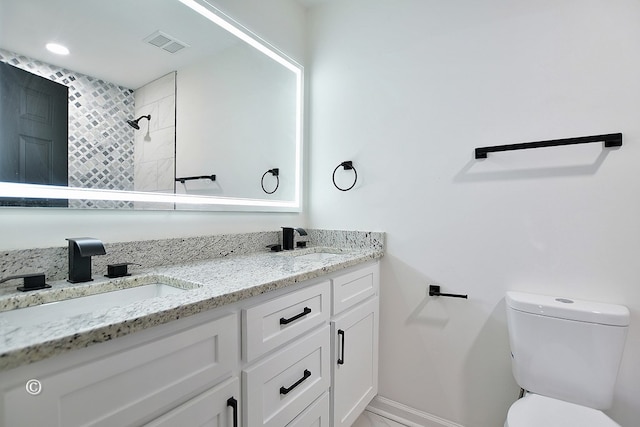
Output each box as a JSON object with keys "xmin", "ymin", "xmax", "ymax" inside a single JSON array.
[{"xmin": 127, "ymin": 115, "xmax": 151, "ymax": 130}]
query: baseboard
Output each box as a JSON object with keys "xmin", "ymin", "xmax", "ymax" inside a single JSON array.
[{"xmin": 366, "ymin": 395, "xmax": 465, "ymax": 427}]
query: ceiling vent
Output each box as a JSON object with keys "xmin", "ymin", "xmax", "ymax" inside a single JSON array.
[{"xmin": 144, "ymin": 31, "xmax": 189, "ymax": 54}]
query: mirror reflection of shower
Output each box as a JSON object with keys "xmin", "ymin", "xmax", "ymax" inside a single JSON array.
[
  {"xmin": 127, "ymin": 115, "xmax": 151, "ymax": 130},
  {"xmin": 128, "ymin": 114, "xmax": 152, "ymax": 142}
]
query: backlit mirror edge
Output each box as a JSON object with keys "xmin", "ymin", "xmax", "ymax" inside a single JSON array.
[{"xmin": 0, "ymin": 0, "xmax": 304, "ymax": 213}]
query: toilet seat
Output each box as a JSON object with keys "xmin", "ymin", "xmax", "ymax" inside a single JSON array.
[{"xmin": 506, "ymin": 394, "xmax": 620, "ymax": 427}]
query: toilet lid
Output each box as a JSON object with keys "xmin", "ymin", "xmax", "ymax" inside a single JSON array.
[{"xmin": 507, "ymin": 394, "xmax": 620, "ymax": 427}]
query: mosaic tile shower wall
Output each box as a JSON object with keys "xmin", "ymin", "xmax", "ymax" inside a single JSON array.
[{"xmin": 0, "ymin": 49, "xmax": 135, "ymax": 208}]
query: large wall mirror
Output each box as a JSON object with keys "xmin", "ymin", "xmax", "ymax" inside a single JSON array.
[{"xmin": 0, "ymin": 0, "xmax": 303, "ymax": 211}]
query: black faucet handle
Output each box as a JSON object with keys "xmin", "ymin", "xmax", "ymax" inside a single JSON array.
[
  {"xmin": 0, "ymin": 273, "xmax": 51, "ymax": 292},
  {"xmin": 266, "ymin": 244, "xmax": 282, "ymax": 252},
  {"xmin": 105, "ymin": 263, "xmax": 141, "ymax": 278}
]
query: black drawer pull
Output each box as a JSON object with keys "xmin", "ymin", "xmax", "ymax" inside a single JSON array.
[
  {"xmin": 280, "ymin": 369, "xmax": 311, "ymax": 395},
  {"xmin": 337, "ymin": 329, "xmax": 345, "ymax": 365},
  {"xmin": 280, "ymin": 307, "xmax": 311, "ymax": 325},
  {"xmin": 227, "ymin": 397, "xmax": 238, "ymax": 427}
]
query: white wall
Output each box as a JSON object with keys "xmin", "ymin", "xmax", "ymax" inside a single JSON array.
[
  {"xmin": 0, "ymin": 0, "xmax": 307, "ymax": 251},
  {"xmin": 306, "ymin": 0, "xmax": 640, "ymax": 426}
]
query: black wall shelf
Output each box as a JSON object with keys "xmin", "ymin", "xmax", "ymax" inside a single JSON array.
[{"xmin": 475, "ymin": 133, "xmax": 622, "ymax": 159}]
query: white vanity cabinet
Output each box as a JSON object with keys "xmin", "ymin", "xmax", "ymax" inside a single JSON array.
[
  {"xmin": 0, "ymin": 260, "xmax": 380, "ymax": 427},
  {"xmin": 240, "ymin": 261, "xmax": 379, "ymax": 427},
  {"xmin": 0, "ymin": 311, "xmax": 239, "ymax": 427},
  {"xmin": 330, "ymin": 263, "xmax": 380, "ymax": 427}
]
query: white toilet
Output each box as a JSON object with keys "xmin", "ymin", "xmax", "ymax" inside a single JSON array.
[{"xmin": 504, "ymin": 291, "xmax": 630, "ymax": 427}]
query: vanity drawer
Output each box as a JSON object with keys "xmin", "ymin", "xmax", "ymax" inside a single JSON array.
[
  {"xmin": 145, "ymin": 377, "xmax": 240, "ymax": 427},
  {"xmin": 332, "ymin": 263, "xmax": 379, "ymax": 315},
  {"xmin": 286, "ymin": 392, "xmax": 330, "ymax": 427},
  {"xmin": 243, "ymin": 280, "xmax": 330, "ymax": 362},
  {"xmin": 1, "ymin": 312, "xmax": 238, "ymax": 427},
  {"xmin": 243, "ymin": 325, "xmax": 330, "ymax": 427}
]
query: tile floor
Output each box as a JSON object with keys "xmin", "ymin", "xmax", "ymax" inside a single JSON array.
[{"xmin": 352, "ymin": 410, "xmax": 408, "ymax": 427}]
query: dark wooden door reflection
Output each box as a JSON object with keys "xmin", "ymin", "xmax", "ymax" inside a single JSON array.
[{"xmin": 0, "ymin": 61, "xmax": 68, "ymax": 207}]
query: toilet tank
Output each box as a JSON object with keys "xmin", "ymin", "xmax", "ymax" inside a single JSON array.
[{"xmin": 505, "ymin": 291, "xmax": 629, "ymax": 410}]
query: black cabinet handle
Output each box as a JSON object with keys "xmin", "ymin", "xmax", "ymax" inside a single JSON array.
[
  {"xmin": 227, "ymin": 397, "xmax": 238, "ymax": 427},
  {"xmin": 280, "ymin": 369, "xmax": 311, "ymax": 395},
  {"xmin": 280, "ymin": 307, "xmax": 311, "ymax": 325},
  {"xmin": 337, "ymin": 329, "xmax": 345, "ymax": 365}
]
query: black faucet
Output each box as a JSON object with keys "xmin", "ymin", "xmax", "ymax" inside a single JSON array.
[
  {"xmin": 66, "ymin": 237, "xmax": 106, "ymax": 283},
  {"xmin": 282, "ymin": 227, "xmax": 307, "ymax": 250}
]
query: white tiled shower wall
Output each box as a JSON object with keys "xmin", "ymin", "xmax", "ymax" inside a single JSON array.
[{"xmin": 133, "ymin": 72, "xmax": 176, "ymax": 197}]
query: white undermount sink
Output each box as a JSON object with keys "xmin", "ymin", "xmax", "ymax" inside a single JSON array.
[
  {"xmin": 0, "ymin": 284, "xmax": 186, "ymax": 328},
  {"xmin": 294, "ymin": 252, "xmax": 340, "ymax": 261},
  {"xmin": 278, "ymin": 247, "xmax": 350, "ymax": 261}
]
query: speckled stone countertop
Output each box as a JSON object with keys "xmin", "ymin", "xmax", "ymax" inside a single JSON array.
[{"xmin": 0, "ymin": 244, "xmax": 383, "ymax": 372}]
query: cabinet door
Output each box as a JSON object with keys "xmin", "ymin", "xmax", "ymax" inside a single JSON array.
[
  {"xmin": 145, "ymin": 377, "xmax": 240, "ymax": 427},
  {"xmin": 331, "ymin": 297, "xmax": 379, "ymax": 427}
]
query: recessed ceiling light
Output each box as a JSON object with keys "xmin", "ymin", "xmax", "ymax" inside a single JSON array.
[{"xmin": 45, "ymin": 43, "xmax": 70, "ymax": 55}]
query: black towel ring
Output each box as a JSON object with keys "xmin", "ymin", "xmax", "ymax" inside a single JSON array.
[
  {"xmin": 332, "ymin": 161, "xmax": 357, "ymax": 191},
  {"xmin": 261, "ymin": 168, "xmax": 280, "ymax": 194}
]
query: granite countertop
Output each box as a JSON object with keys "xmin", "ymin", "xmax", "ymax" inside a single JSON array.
[{"xmin": 0, "ymin": 246, "xmax": 383, "ymax": 372}]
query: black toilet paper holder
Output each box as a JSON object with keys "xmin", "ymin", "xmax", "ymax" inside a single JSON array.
[{"xmin": 429, "ymin": 285, "xmax": 468, "ymax": 299}]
